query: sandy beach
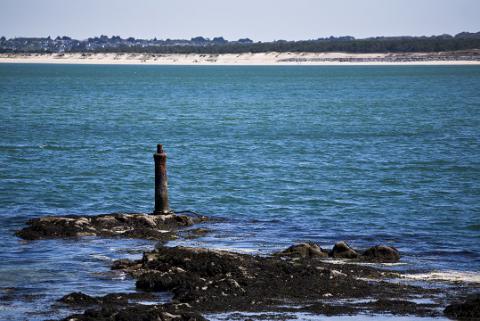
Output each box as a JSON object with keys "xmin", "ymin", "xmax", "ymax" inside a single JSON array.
[{"xmin": 1, "ymin": 52, "xmax": 480, "ymax": 65}]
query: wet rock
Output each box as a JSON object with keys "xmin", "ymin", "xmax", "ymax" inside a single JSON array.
[
  {"xmin": 274, "ymin": 242, "xmax": 328, "ymax": 258},
  {"xmin": 57, "ymin": 242, "xmax": 442, "ymax": 320},
  {"xmin": 61, "ymin": 304, "xmax": 207, "ymax": 321},
  {"xmin": 111, "ymin": 258, "xmax": 137, "ymax": 270},
  {"xmin": 444, "ymin": 294, "xmax": 480, "ymax": 319},
  {"xmin": 331, "ymin": 241, "xmax": 359, "ymax": 259},
  {"xmin": 113, "ymin": 245, "xmax": 433, "ymax": 315},
  {"xmin": 59, "ymin": 292, "xmax": 99, "ymax": 306},
  {"xmin": 363, "ymin": 299, "xmax": 439, "ymax": 317},
  {"xmin": 15, "ymin": 212, "xmax": 207, "ymax": 241},
  {"xmin": 58, "ymin": 292, "xmax": 162, "ymax": 308},
  {"xmin": 362, "ymin": 245, "xmax": 400, "ymax": 263}
]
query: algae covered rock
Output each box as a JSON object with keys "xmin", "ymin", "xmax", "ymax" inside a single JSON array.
[
  {"xmin": 15, "ymin": 212, "xmax": 207, "ymax": 241},
  {"xmin": 362, "ymin": 245, "xmax": 400, "ymax": 263},
  {"xmin": 275, "ymin": 242, "xmax": 328, "ymax": 258},
  {"xmin": 331, "ymin": 241, "xmax": 360, "ymax": 259}
]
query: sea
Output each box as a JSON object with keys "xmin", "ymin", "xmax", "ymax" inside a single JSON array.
[{"xmin": 0, "ymin": 64, "xmax": 479, "ymax": 320}]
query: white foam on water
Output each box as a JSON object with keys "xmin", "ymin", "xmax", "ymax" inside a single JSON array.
[
  {"xmin": 206, "ymin": 312, "xmax": 449, "ymax": 321},
  {"xmin": 89, "ymin": 254, "xmax": 113, "ymax": 262},
  {"xmin": 319, "ymin": 259, "xmax": 408, "ymax": 267},
  {"xmin": 184, "ymin": 244, "xmax": 260, "ymax": 254},
  {"xmin": 408, "ymin": 297, "xmax": 437, "ymax": 305},
  {"xmin": 210, "ymin": 247, "xmax": 259, "ymax": 254},
  {"xmin": 355, "ymin": 277, "xmax": 382, "ymax": 283},
  {"xmin": 90, "ymin": 270, "xmax": 127, "ymax": 281},
  {"xmin": 136, "ymin": 300, "xmax": 158, "ymax": 305},
  {"xmin": 111, "ymin": 271, "xmax": 127, "ymax": 281},
  {"xmin": 402, "ymin": 270, "xmax": 480, "ymax": 284}
]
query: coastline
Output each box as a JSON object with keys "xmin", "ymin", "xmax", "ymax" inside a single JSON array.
[{"xmin": 1, "ymin": 51, "xmax": 480, "ymax": 65}]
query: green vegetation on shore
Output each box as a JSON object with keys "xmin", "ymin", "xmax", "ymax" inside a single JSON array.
[{"xmin": 1, "ymin": 32, "xmax": 480, "ymax": 54}]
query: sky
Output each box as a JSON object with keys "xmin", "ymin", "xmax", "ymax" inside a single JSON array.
[{"xmin": 1, "ymin": 0, "xmax": 479, "ymax": 41}]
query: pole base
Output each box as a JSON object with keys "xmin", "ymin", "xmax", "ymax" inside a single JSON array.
[{"xmin": 152, "ymin": 209, "xmax": 173, "ymax": 215}]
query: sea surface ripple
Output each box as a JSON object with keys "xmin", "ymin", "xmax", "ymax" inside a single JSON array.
[{"xmin": 0, "ymin": 64, "xmax": 479, "ymax": 320}]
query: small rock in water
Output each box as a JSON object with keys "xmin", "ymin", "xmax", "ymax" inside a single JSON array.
[
  {"xmin": 275, "ymin": 242, "xmax": 328, "ymax": 258},
  {"xmin": 59, "ymin": 292, "xmax": 98, "ymax": 306},
  {"xmin": 331, "ymin": 241, "xmax": 360, "ymax": 259},
  {"xmin": 362, "ymin": 245, "xmax": 400, "ymax": 263}
]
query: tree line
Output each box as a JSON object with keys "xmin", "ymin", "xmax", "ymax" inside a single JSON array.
[{"xmin": 1, "ymin": 33, "xmax": 480, "ymax": 54}]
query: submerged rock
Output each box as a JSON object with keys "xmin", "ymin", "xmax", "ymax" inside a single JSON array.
[
  {"xmin": 179, "ymin": 228, "xmax": 211, "ymax": 240},
  {"xmin": 444, "ymin": 294, "xmax": 480, "ymax": 319},
  {"xmin": 15, "ymin": 212, "xmax": 207, "ymax": 241},
  {"xmin": 331, "ymin": 241, "xmax": 360, "ymax": 259},
  {"xmin": 274, "ymin": 242, "xmax": 328, "ymax": 258},
  {"xmin": 362, "ymin": 245, "xmax": 400, "ymax": 263}
]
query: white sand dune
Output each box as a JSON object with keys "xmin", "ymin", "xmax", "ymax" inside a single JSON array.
[{"xmin": 1, "ymin": 52, "xmax": 479, "ymax": 65}]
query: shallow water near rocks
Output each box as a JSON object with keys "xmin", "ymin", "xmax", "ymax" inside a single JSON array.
[
  {"xmin": 206, "ymin": 312, "xmax": 450, "ymax": 321},
  {"xmin": 0, "ymin": 64, "xmax": 479, "ymax": 320}
]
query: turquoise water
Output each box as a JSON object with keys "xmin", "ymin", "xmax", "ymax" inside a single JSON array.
[{"xmin": 0, "ymin": 64, "xmax": 479, "ymax": 320}]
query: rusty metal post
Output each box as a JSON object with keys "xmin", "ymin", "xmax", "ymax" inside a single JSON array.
[{"xmin": 153, "ymin": 144, "xmax": 170, "ymax": 214}]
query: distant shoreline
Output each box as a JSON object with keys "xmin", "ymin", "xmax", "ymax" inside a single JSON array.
[{"xmin": 1, "ymin": 51, "xmax": 480, "ymax": 65}]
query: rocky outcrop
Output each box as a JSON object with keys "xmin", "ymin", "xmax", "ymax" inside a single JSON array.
[
  {"xmin": 15, "ymin": 212, "xmax": 207, "ymax": 241},
  {"xmin": 110, "ymin": 245, "xmax": 435, "ymax": 315},
  {"xmin": 57, "ymin": 243, "xmax": 447, "ymax": 320}
]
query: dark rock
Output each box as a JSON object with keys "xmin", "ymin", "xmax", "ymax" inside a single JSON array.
[
  {"xmin": 364, "ymin": 299, "xmax": 438, "ymax": 317},
  {"xmin": 59, "ymin": 292, "xmax": 99, "ymax": 306},
  {"xmin": 15, "ymin": 212, "xmax": 207, "ymax": 241},
  {"xmin": 113, "ymin": 245, "xmax": 435, "ymax": 315},
  {"xmin": 444, "ymin": 294, "xmax": 480, "ymax": 319},
  {"xmin": 274, "ymin": 242, "xmax": 328, "ymax": 258},
  {"xmin": 59, "ymin": 291, "xmax": 162, "ymax": 308},
  {"xmin": 59, "ymin": 242, "xmax": 442, "ymax": 320},
  {"xmin": 331, "ymin": 241, "xmax": 359, "ymax": 259},
  {"xmin": 111, "ymin": 259, "xmax": 136, "ymax": 270},
  {"xmin": 362, "ymin": 245, "xmax": 400, "ymax": 263},
  {"xmin": 61, "ymin": 304, "xmax": 207, "ymax": 321}
]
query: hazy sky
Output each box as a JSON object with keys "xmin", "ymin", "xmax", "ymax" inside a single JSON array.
[{"xmin": 1, "ymin": 0, "xmax": 479, "ymax": 41}]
